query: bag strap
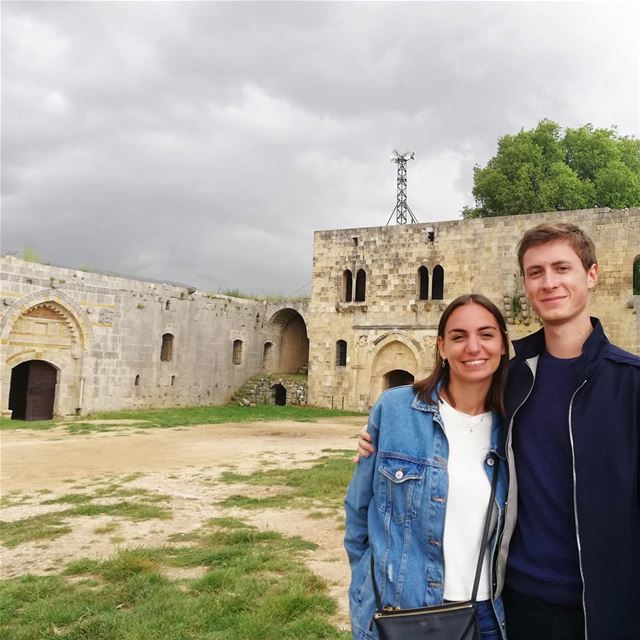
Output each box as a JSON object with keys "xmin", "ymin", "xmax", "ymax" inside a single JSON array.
[
  {"xmin": 470, "ymin": 452, "xmax": 498, "ymax": 601},
  {"xmin": 370, "ymin": 452, "xmax": 498, "ymax": 609}
]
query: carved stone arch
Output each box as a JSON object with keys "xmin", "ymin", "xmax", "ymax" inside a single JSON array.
[
  {"xmin": 368, "ymin": 333, "xmax": 420, "ymax": 405},
  {"xmin": 1, "ymin": 291, "xmax": 94, "ymax": 418},
  {"xmin": 372, "ymin": 331, "xmax": 423, "ymax": 353},
  {"xmin": 0, "ymin": 290, "xmax": 93, "ymax": 351}
]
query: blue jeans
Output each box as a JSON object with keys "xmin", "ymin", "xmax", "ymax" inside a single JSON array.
[{"xmin": 477, "ymin": 599, "xmax": 501, "ymax": 639}]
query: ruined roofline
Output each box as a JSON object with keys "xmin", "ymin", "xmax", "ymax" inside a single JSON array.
[{"xmin": 313, "ymin": 206, "xmax": 638, "ymax": 237}]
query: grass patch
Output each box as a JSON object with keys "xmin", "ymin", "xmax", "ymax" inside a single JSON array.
[
  {"xmin": 93, "ymin": 523, "xmax": 120, "ymax": 535},
  {"xmin": 219, "ymin": 450, "xmax": 355, "ymax": 510},
  {"xmin": 0, "ymin": 501, "xmax": 171, "ymax": 548},
  {"xmin": 0, "ymin": 404, "xmax": 364, "ymax": 432},
  {"xmin": 0, "ymin": 512, "xmax": 73, "ymax": 548},
  {"xmin": 66, "ymin": 422, "xmax": 127, "ymax": 434},
  {"xmin": 1, "ymin": 523, "xmax": 350, "ymax": 639}
]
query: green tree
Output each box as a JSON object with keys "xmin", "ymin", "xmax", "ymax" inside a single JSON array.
[{"xmin": 463, "ymin": 120, "xmax": 640, "ymax": 218}]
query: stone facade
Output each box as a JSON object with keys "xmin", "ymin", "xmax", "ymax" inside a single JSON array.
[
  {"xmin": 2, "ymin": 207, "xmax": 638, "ymax": 419},
  {"xmin": 0, "ymin": 256, "xmax": 309, "ymax": 418},
  {"xmin": 307, "ymin": 208, "xmax": 640, "ymax": 412}
]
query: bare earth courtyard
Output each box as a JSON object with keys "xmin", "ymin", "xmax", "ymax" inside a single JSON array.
[{"xmin": 0, "ymin": 416, "xmax": 364, "ymax": 632}]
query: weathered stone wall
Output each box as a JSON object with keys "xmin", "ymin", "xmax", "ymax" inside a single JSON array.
[
  {"xmin": 231, "ymin": 374, "xmax": 308, "ymax": 406},
  {"xmin": 0, "ymin": 256, "xmax": 309, "ymax": 417},
  {"xmin": 2, "ymin": 208, "xmax": 637, "ymax": 418},
  {"xmin": 308, "ymin": 208, "xmax": 640, "ymax": 411}
]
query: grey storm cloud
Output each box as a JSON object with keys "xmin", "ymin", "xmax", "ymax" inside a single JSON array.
[{"xmin": 2, "ymin": 1, "xmax": 638, "ymax": 295}]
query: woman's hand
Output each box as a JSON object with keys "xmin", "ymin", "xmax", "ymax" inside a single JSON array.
[{"xmin": 352, "ymin": 425, "xmax": 375, "ymax": 462}]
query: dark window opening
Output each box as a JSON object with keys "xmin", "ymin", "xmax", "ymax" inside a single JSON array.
[
  {"xmin": 272, "ymin": 383, "xmax": 287, "ymax": 406},
  {"xmin": 352, "ymin": 237, "xmax": 359, "ymax": 247},
  {"xmin": 432, "ymin": 265, "xmax": 444, "ymax": 300},
  {"xmin": 134, "ymin": 375, "xmax": 140, "ymax": 386},
  {"xmin": 634, "ymin": 256, "xmax": 640, "ymax": 295},
  {"xmin": 232, "ymin": 339, "xmax": 243, "ymax": 365},
  {"xmin": 171, "ymin": 375, "xmax": 176, "ymax": 386},
  {"xmin": 418, "ymin": 266, "xmax": 429, "ymax": 301},
  {"xmin": 343, "ymin": 269, "xmax": 353, "ymax": 302},
  {"xmin": 336, "ymin": 340, "xmax": 347, "ymax": 367},
  {"xmin": 165, "ymin": 300, "xmax": 171, "ymax": 310},
  {"xmin": 355, "ymin": 269, "xmax": 366, "ymax": 302},
  {"xmin": 160, "ymin": 333, "xmax": 174, "ymax": 361}
]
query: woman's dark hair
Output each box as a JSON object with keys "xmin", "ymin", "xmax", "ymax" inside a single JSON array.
[{"xmin": 413, "ymin": 293, "xmax": 509, "ymax": 416}]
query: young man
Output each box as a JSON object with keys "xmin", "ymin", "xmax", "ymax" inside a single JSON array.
[{"xmin": 356, "ymin": 223, "xmax": 640, "ymax": 640}]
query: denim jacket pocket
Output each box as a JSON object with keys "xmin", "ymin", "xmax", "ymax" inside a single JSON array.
[{"xmin": 377, "ymin": 454, "xmax": 426, "ymax": 524}]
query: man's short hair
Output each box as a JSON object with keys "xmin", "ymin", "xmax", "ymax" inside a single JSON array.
[{"xmin": 517, "ymin": 222, "xmax": 598, "ymax": 274}]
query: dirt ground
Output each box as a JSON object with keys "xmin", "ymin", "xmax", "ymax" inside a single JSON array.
[{"xmin": 0, "ymin": 416, "xmax": 365, "ymax": 630}]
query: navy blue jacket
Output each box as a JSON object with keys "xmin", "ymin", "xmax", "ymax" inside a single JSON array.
[{"xmin": 496, "ymin": 318, "xmax": 640, "ymax": 640}]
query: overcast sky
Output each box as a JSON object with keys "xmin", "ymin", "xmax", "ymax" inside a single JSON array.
[{"xmin": 2, "ymin": 1, "xmax": 638, "ymax": 295}]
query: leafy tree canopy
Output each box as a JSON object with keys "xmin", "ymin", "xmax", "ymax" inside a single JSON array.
[{"xmin": 462, "ymin": 119, "xmax": 640, "ymax": 218}]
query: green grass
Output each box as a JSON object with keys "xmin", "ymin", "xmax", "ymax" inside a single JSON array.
[
  {"xmin": 0, "ymin": 501, "xmax": 172, "ymax": 548},
  {"xmin": 0, "ymin": 404, "xmax": 364, "ymax": 432},
  {"xmin": 0, "ymin": 521, "xmax": 350, "ymax": 640},
  {"xmin": 219, "ymin": 450, "xmax": 355, "ymax": 510}
]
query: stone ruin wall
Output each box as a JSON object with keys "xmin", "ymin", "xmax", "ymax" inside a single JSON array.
[
  {"xmin": 0, "ymin": 256, "xmax": 309, "ymax": 418},
  {"xmin": 308, "ymin": 208, "xmax": 639, "ymax": 412},
  {"xmin": 1, "ymin": 207, "xmax": 637, "ymax": 418}
]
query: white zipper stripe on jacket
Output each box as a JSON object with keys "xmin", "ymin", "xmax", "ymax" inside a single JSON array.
[
  {"xmin": 568, "ymin": 379, "xmax": 589, "ymax": 640},
  {"xmin": 487, "ymin": 460, "xmax": 507, "ymax": 640}
]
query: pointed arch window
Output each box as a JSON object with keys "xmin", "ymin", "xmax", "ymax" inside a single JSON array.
[
  {"xmin": 432, "ymin": 265, "xmax": 444, "ymax": 300},
  {"xmin": 160, "ymin": 333, "xmax": 174, "ymax": 362},
  {"xmin": 418, "ymin": 266, "xmax": 429, "ymax": 301},
  {"xmin": 634, "ymin": 255, "xmax": 640, "ymax": 295},
  {"xmin": 232, "ymin": 339, "xmax": 243, "ymax": 365},
  {"xmin": 355, "ymin": 269, "xmax": 367, "ymax": 302},
  {"xmin": 342, "ymin": 269, "xmax": 353, "ymax": 302},
  {"xmin": 336, "ymin": 340, "xmax": 347, "ymax": 367}
]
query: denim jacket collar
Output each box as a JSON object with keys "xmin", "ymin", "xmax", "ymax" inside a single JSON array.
[{"xmin": 411, "ymin": 384, "xmax": 505, "ymax": 459}]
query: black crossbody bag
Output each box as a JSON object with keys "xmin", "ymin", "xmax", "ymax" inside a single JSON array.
[{"xmin": 370, "ymin": 453, "xmax": 498, "ymax": 640}]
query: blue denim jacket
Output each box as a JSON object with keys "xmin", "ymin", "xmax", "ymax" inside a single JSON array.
[{"xmin": 344, "ymin": 385, "xmax": 508, "ymax": 640}]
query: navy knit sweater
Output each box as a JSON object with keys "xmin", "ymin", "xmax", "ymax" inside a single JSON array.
[{"xmin": 506, "ymin": 350, "xmax": 583, "ymax": 606}]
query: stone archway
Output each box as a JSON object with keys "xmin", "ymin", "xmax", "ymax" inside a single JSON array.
[
  {"xmin": 370, "ymin": 339, "xmax": 419, "ymax": 405},
  {"xmin": 9, "ymin": 360, "xmax": 58, "ymax": 420},
  {"xmin": 1, "ymin": 295, "xmax": 92, "ymax": 418},
  {"xmin": 266, "ymin": 309, "xmax": 309, "ymax": 374}
]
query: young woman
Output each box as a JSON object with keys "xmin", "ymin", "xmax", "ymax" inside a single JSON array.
[{"xmin": 344, "ymin": 294, "xmax": 509, "ymax": 640}]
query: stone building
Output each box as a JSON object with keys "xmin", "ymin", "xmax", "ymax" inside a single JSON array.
[
  {"xmin": 1, "ymin": 207, "xmax": 638, "ymax": 419},
  {"xmin": 0, "ymin": 257, "xmax": 309, "ymax": 419},
  {"xmin": 307, "ymin": 208, "xmax": 640, "ymax": 412}
]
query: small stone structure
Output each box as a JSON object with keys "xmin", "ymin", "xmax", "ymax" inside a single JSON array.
[{"xmin": 232, "ymin": 374, "xmax": 308, "ymax": 406}]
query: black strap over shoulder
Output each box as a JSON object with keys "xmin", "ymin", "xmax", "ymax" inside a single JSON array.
[{"xmin": 371, "ymin": 452, "xmax": 499, "ymax": 609}]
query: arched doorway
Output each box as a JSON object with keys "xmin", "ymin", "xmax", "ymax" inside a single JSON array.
[
  {"xmin": 9, "ymin": 360, "xmax": 57, "ymax": 420},
  {"xmin": 384, "ymin": 369, "xmax": 415, "ymax": 389},
  {"xmin": 272, "ymin": 383, "xmax": 287, "ymax": 406},
  {"xmin": 266, "ymin": 309, "xmax": 309, "ymax": 374},
  {"xmin": 369, "ymin": 338, "xmax": 419, "ymax": 406}
]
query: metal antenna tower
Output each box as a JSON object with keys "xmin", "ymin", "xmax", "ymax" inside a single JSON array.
[{"xmin": 387, "ymin": 150, "xmax": 419, "ymax": 225}]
